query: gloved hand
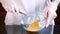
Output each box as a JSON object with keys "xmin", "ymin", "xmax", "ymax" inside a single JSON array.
[
  {"xmin": 44, "ymin": 0, "xmax": 59, "ymax": 27},
  {"xmin": 0, "ymin": 0, "xmax": 20, "ymax": 14}
]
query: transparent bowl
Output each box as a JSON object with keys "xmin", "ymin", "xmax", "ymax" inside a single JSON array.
[
  {"xmin": 21, "ymin": 12, "xmax": 45, "ymax": 32},
  {"xmin": 23, "ymin": 19, "xmax": 43, "ymax": 32}
]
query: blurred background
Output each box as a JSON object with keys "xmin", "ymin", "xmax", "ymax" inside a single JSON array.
[{"xmin": 0, "ymin": 3, "xmax": 60, "ymax": 34}]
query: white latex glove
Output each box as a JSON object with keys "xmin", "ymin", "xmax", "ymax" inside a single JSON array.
[
  {"xmin": 44, "ymin": 0, "xmax": 59, "ymax": 27},
  {"xmin": 0, "ymin": 0, "xmax": 20, "ymax": 14}
]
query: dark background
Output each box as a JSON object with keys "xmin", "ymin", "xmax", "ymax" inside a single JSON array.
[{"xmin": 0, "ymin": 3, "xmax": 60, "ymax": 34}]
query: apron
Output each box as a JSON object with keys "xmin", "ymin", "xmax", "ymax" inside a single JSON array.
[{"xmin": 5, "ymin": 0, "xmax": 48, "ymax": 25}]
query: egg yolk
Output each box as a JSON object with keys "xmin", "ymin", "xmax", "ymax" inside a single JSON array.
[{"xmin": 27, "ymin": 19, "xmax": 42, "ymax": 32}]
